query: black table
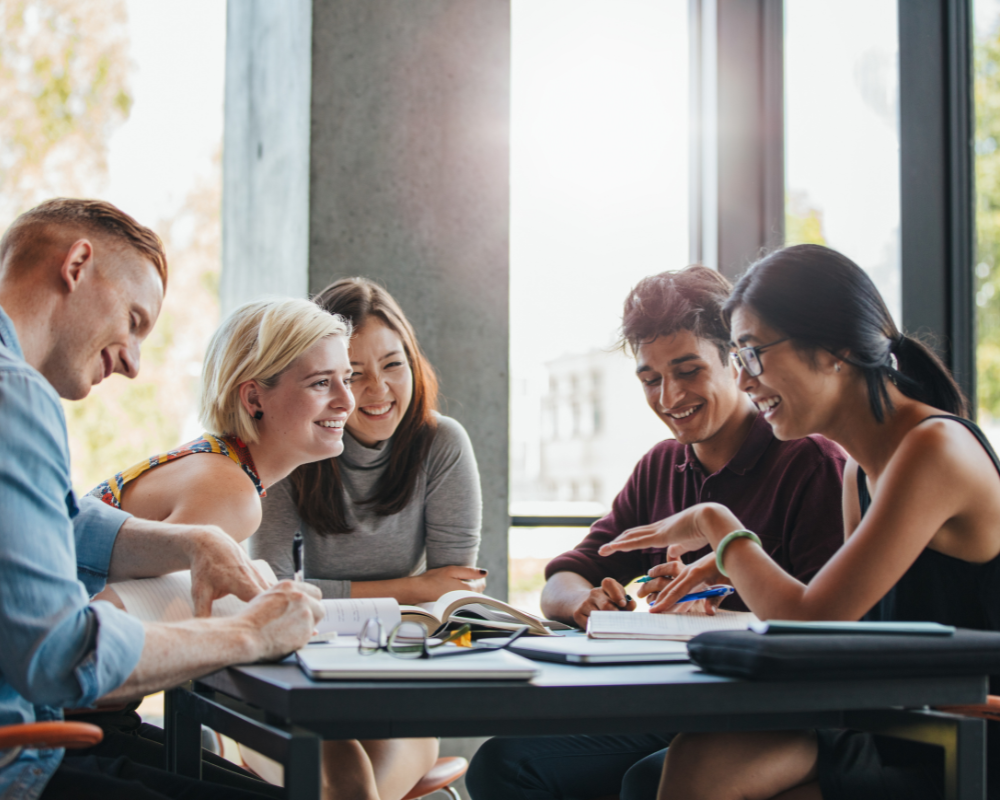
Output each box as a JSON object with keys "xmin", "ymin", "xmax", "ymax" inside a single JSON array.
[{"xmin": 164, "ymin": 658, "xmax": 988, "ymax": 800}]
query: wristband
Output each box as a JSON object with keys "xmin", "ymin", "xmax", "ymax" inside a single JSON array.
[{"xmin": 715, "ymin": 530, "xmax": 762, "ymax": 578}]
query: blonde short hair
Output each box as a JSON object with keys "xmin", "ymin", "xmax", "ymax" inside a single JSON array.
[{"xmin": 200, "ymin": 298, "xmax": 352, "ymax": 444}]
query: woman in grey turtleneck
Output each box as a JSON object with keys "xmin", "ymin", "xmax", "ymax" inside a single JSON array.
[{"xmin": 250, "ymin": 277, "xmax": 482, "ymax": 800}]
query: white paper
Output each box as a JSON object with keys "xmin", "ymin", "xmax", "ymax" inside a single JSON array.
[
  {"xmin": 112, "ymin": 561, "xmax": 401, "ymax": 636},
  {"xmin": 314, "ymin": 597, "xmax": 401, "ymax": 636},
  {"xmin": 112, "ymin": 560, "xmax": 278, "ymax": 621},
  {"xmin": 588, "ymin": 610, "xmax": 757, "ymax": 639}
]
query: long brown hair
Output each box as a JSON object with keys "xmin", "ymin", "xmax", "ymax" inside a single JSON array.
[{"xmin": 290, "ymin": 277, "xmax": 440, "ymax": 533}]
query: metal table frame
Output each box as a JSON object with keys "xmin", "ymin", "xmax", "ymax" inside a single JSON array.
[{"xmin": 165, "ymin": 660, "xmax": 988, "ymax": 800}]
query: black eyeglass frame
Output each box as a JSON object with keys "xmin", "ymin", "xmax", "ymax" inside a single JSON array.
[
  {"xmin": 730, "ymin": 337, "xmax": 790, "ymax": 378},
  {"xmin": 357, "ymin": 617, "xmax": 531, "ymax": 660}
]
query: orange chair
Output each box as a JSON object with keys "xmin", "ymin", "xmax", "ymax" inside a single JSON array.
[
  {"xmin": 937, "ymin": 694, "xmax": 1000, "ymax": 721},
  {"xmin": 0, "ymin": 721, "xmax": 103, "ymax": 769},
  {"xmin": 402, "ymin": 756, "xmax": 468, "ymax": 800}
]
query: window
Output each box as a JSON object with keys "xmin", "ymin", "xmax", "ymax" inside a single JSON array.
[
  {"xmin": 508, "ymin": 0, "xmax": 689, "ymax": 614},
  {"xmin": 976, "ymin": 2, "xmax": 1000, "ymax": 441},
  {"xmin": 784, "ymin": 0, "xmax": 901, "ymax": 323}
]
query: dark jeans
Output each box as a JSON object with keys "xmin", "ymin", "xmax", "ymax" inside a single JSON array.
[
  {"xmin": 40, "ymin": 718, "xmax": 283, "ymax": 800},
  {"xmin": 466, "ymin": 733, "xmax": 673, "ymax": 800}
]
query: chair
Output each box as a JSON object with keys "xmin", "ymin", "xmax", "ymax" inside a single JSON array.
[
  {"xmin": 936, "ymin": 694, "xmax": 1000, "ymax": 721},
  {"xmin": 0, "ymin": 721, "xmax": 103, "ymax": 769},
  {"xmin": 402, "ymin": 756, "xmax": 468, "ymax": 800}
]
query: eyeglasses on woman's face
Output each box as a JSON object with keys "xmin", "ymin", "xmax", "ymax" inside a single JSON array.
[
  {"xmin": 357, "ymin": 617, "xmax": 529, "ymax": 659},
  {"xmin": 729, "ymin": 337, "xmax": 789, "ymax": 378}
]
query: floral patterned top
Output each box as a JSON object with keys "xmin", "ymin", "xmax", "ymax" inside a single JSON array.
[{"xmin": 89, "ymin": 433, "xmax": 265, "ymax": 509}]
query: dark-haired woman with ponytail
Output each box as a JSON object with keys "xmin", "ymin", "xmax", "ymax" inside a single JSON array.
[{"xmin": 600, "ymin": 244, "xmax": 1000, "ymax": 800}]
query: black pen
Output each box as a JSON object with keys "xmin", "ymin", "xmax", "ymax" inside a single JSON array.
[{"xmin": 293, "ymin": 530, "xmax": 304, "ymax": 582}]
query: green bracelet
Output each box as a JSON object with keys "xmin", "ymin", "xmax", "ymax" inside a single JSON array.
[{"xmin": 715, "ymin": 529, "xmax": 762, "ymax": 578}]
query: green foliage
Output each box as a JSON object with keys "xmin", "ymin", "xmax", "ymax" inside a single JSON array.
[
  {"xmin": 785, "ymin": 191, "xmax": 827, "ymax": 247},
  {"xmin": 0, "ymin": 2, "xmax": 221, "ymax": 492},
  {"xmin": 0, "ymin": 0, "xmax": 133, "ymax": 225},
  {"xmin": 977, "ymin": 23, "xmax": 1000, "ymax": 418}
]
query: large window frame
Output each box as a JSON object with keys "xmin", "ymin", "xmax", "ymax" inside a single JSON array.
[{"xmin": 511, "ymin": 0, "xmax": 977, "ymax": 540}]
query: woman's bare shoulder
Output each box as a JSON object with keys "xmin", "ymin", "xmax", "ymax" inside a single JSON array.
[{"xmin": 121, "ymin": 451, "xmax": 261, "ymax": 540}]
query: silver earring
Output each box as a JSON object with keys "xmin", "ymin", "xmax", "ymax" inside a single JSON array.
[{"xmin": 835, "ymin": 363, "xmax": 841, "ymax": 372}]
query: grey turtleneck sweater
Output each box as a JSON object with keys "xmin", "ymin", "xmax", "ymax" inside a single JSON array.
[{"xmin": 250, "ymin": 414, "xmax": 482, "ymax": 598}]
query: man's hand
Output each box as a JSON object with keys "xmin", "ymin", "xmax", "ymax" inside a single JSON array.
[
  {"xmin": 414, "ymin": 566, "xmax": 488, "ymax": 600},
  {"xmin": 181, "ymin": 527, "xmax": 272, "ymax": 617},
  {"xmin": 103, "ymin": 579, "xmax": 327, "ymax": 700},
  {"xmin": 239, "ymin": 580, "xmax": 326, "ymax": 661},
  {"xmin": 636, "ymin": 550, "xmax": 727, "ymax": 615},
  {"xmin": 569, "ymin": 578, "xmax": 637, "ymax": 629}
]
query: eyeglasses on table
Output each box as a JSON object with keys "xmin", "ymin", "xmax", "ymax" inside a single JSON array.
[{"xmin": 358, "ymin": 618, "xmax": 530, "ymax": 659}]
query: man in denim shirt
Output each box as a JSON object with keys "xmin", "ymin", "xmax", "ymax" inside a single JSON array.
[{"xmin": 0, "ymin": 199, "xmax": 325, "ymax": 800}]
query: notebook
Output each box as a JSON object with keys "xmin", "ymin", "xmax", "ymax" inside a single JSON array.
[
  {"xmin": 296, "ymin": 645, "xmax": 540, "ymax": 680},
  {"xmin": 587, "ymin": 610, "xmax": 758, "ymax": 641},
  {"xmin": 509, "ymin": 635, "xmax": 689, "ymax": 665}
]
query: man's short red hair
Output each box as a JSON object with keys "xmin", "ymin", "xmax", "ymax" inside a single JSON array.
[{"xmin": 0, "ymin": 198, "xmax": 168, "ymax": 289}]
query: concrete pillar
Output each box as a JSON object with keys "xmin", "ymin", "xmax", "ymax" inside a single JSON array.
[{"xmin": 222, "ymin": 1, "xmax": 511, "ymax": 594}]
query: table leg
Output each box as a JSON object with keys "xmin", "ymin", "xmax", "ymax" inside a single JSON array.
[
  {"xmin": 283, "ymin": 727, "xmax": 322, "ymax": 800},
  {"xmin": 845, "ymin": 708, "xmax": 986, "ymax": 800},
  {"xmin": 164, "ymin": 684, "xmax": 203, "ymax": 779}
]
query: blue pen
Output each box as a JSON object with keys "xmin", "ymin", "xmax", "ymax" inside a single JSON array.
[{"xmin": 674, "ymin": 586, "xmax": 734, "ymax": 604}]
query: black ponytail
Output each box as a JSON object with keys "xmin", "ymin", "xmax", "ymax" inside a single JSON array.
[
  {"xmin": 892, "ymin": 334, "xmax": 968, "ymax": 418},
  {"xmin": 723, "ymin": 244, "xmax": 968, "ymax": 422}
]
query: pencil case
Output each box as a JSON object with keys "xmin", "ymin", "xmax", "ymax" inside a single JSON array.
[{"xmin": 687, "ymin": 628, "xmax": 1000, "ymax": 680}]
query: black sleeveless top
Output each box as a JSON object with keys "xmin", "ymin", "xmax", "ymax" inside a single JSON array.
[
  {"xmin": 855, "ymin": 415, "xmax": 1000, "ymax": 793},
  {"xmin": 858, "ymin": 415, "xmax": 1000, "ymax": 643}
]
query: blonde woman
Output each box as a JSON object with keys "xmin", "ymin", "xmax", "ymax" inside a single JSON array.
[
  {"xmin": 91, "ymin": 298, "xmax": 355, "ymax": 542},
  {"xmin": 90, "ymin": 297, "xmax": 438, "ymax": 800}
]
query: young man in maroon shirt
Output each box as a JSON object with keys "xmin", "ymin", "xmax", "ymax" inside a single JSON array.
[{"xmin": 466, "ymin": 266, "xmax": 846, "ymax": 800}]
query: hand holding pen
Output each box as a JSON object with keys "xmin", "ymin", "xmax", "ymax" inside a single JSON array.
[
  {"xmin": 634, "ymin": 550, "xmax": 729, "ymax": 614},
  {"xmin": 635, "ymin": 580, "xmax": 734, "ymax": 605}
]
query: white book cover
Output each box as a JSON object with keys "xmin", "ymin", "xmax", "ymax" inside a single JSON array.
[{"xmin": 587, "ymin": 610, "xmax": 758, "ymax": 641}]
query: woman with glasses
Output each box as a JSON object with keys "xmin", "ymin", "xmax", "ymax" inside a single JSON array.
[
  {"xmin": 251, "ymin": 277, "xmax": 484, "ymax": 800},
  {"xmin": 601, "ymin": 244, "xmax": 1000, "ymax": 800}
]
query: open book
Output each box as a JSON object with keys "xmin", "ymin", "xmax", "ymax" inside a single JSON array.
[
  {"xmin": 109, "ymin": 561, "xmax": 401, "ymax": 638},
  {"xmin": 109, "ymin": 567, "xmax": 568, "ymax": 638},
  {"xmin": 587, "ymin": 609, "xmax": 759, "ymax": 641},
  {"xmin": 402, "ymin": 590, "xmax": 572, "ymax": 636}
]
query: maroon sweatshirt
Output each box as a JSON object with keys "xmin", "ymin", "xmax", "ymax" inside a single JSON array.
[{"xmin": 545, "ymin": 412, "xmax": 847, "ymax": 612}]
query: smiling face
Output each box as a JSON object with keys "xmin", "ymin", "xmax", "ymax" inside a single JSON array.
[
  {"xmin": 249, "ymin": 335, "xmax": 355, "ymax": 464},
  {"xmin": 345, "ymin": 318, "xmax": 414, "ymax": 447},
  {"xmin": 635, "ymin": 329, "xmax": 747, "ymax": 447},
  {"xmin": 730, "ymin": 305, "xmax": 842, "ymax": 441},
  {"xmin": 48, "ymin": 245, "xmax": 164, "ymax": 400}
]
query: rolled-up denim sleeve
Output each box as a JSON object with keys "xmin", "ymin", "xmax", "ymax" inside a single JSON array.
[
  {"xmin": 74, "ymin": 494, "xmax": 131, "ymax": 596},
  {"xmin": 0, "ymin": 367, "xmax": 144, "ymax": 707}
]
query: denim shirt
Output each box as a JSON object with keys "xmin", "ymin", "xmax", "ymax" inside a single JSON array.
[{"xmin": 0, "ymin": 304, "xmax": 145, "ymax": 800}]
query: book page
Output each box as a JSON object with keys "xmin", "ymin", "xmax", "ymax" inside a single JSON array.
[
  {"xmin": 111, "ymin": 559, "xmax": 279, "ymax": 622},
  {"xmin": 112, "ymin": 561, "xmax": 401, "ymax": 637},
  {"xmin": 427, "ymin": 591, "xmax": 552, "ymax": 635},
  {"xmin": 588, "ymin": 610, "xmax": 758, "ymax": 640},
  {"xmin": 315, "ymin": 598, "xmax": 400, "ymax": 636}
]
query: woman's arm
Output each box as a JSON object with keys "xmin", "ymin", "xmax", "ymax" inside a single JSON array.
[
  {"xmin": 602, "ymin": 420, "xmax": 995, "ymax": 621},
  {"xmin": 422, "ymin": 416, "xmax": 482, "ymax": 569},
  {"xmin": 352, "ymin": 418, "xmax": 486, "ymax": 603}
]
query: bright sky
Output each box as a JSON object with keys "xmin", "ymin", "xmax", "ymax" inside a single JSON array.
[{"xmin": 104, "ymin": 0, "xmax": 226, "ymax": 229}]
